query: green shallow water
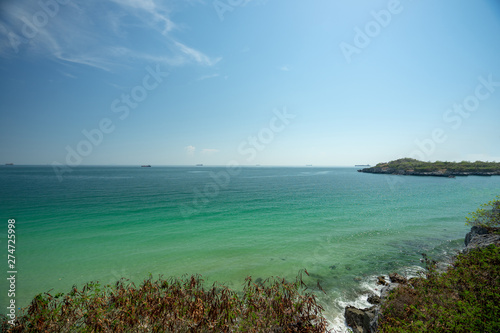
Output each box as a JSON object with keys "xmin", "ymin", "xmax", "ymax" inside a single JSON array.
[{"xmin": 1, "ymin": 166, "xmax": 499, "ymax": 328}]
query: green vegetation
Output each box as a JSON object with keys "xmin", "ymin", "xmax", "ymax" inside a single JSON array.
[
  {"xmin": 379, "ymin": 245, "xmax": 500, "ymax": 332},
  {"xmin": 379, "ymin": 198, "xmax": 500, "ymax": 333},
  {"xmin": 374, "ymin": 158, "xmax": 500, "ymax": 173},
  {"xmin": 466, "ymin": 195, "xmax": 500, "ymax": 229},
  {"xmin": 1, "ymin": 270, "xmax": 330, "ymax": 332}
]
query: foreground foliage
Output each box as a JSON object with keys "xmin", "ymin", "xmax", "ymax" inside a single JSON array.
[
  {"xmin": 1, "ymin": 270, "xmax": 330, "ymax": 332},
  {"xmin": 465, "ymin": 195, "xmax": 500, "ymax": 229},
  {"xmin": 379, "ymin": 245, "xmax": 500, "ymax": 333},
  {"xmin": 374, "ymin": 158, "xmax": 500, "ymax": 173}
]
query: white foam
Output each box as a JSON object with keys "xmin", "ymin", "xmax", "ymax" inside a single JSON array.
[{"xmin": 323, "ymin": 266, "xmax": 427, "ymax": 332}]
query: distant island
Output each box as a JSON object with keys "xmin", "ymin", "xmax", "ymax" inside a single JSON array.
[{"xmin": 358, "ymin": 158, "xmax": 500, "ymax": 177}]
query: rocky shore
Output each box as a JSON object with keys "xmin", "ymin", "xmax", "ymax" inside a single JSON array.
[
  {"xmin": 344, "ymin": 226, "xmax": 500, "ymax": 333},
  {"xmin": 358, "ymin": 167, "xmax": 500, "ymax": 177}
]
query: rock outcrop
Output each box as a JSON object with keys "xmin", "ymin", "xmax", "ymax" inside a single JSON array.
[
  {"xmin": 358, "ymin": 167, "xmax": 500, "ymax": 177},
  {"xmin": 465, "ymin": 226, "xmax": 490, "ymax": 246},
  {"xmin": 463, "ymin": 226, "xmax": 500, "ymax": 253},
  {"xmin": 345, "ymin": 306, "xmax": 377, "ymax": 333},
  {"xmin": 345, "ymin": 225, "xmax": 499, "ymax": 332}
]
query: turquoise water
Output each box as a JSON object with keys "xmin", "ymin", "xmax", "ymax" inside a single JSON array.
[{"xmin": 1, "ymin": 166, "xmax": 499, "ymax": 328}]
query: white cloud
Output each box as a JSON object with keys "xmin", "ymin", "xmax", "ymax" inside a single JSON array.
[
  {"xmin": 185, "ymin": 145, "xmax": 196, "ymax": 156},
  {"xmin": 108, "ymin": 0, "xmax": 176, "ymax": 35},
  {"xmin": 279, "ymin": 65, "xmax": 290, "ymax": 71},
  {"xmin": 174, "ymin": 41, "xmax": 221, "ymax": 66},
  {"xmin": 0, "ymin": 0, "xmax": 220, "ymax": 72}
]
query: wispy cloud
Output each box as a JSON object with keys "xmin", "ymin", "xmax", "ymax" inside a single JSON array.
[
  {"xmin": 0, "ymin": 0, "xmax": 220, "ymax": 72},
  {"xmin": 279, "ymin": 65, "xmax": 290, "ymax": 71},
  {"xmin": 174, "ymin": 41, "xmax": 221, "ymax": 66},
  {"xmin": 197, "ymin": 73, "xmax": 220, "ymax": 81}
]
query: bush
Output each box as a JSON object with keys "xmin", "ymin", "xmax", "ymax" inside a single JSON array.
[
  {"xmin": 379, "ymin": 245, "xmax": 500, "ymax": 333},
  {"xmin": 466, "ymin": 195, "xmax": 500, "ymax": 229},
  {"xmin": 2, "ymin": 270, "xmax": 330, "ymax": 332}
]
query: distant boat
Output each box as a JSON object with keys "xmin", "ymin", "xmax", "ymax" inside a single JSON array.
[
  {"xmin": 5, "ymin": 163, "xmax": 14, "ymax": 165},
  {"xmin": 196, "ymin": 164, "xmax": 203, "ymax": 167},
  {"xmin": 141, "ymin": 165, "xmax": 151, "ymax": 167},
  {"xmin": 355, "ymin": 164, "xmax": 370, "ymax": 167}
]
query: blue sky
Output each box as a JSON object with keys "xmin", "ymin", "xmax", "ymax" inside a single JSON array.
[{"xmin": 1, "ymin": 0, "xmax": 499, "ymax": 166}]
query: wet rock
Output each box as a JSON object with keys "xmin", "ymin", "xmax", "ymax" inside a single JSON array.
[
  {"xmin": 345, "ymin": 305, "xmax": 377, "ymax": 333},
  {"xmin": 389, "ymin": 273, "xmax": 407, "ymax": 284},
  {"xmin": 376, "ymin": 276, "xmax": 387, "ymax": 285},
  {"xmin": 367, "ymin": 294, "xmax": 381, "ymax": 305}
]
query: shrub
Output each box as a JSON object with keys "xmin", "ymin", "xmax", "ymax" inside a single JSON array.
[
  {"xmin": 2, "ymin": 270, "xmax": 331, "ymax": 332},
  {"xmin": 466, "ymin": 195, "xmax": 500, "ymax": 229},
  {"xmin": 379, "ymin": 245, "xmax": 500, "ymax": 332}
]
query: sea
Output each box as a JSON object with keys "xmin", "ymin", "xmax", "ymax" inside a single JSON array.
[{"xmin": 1, "ymin": 165, "xmax": 499, "ymax": 331}]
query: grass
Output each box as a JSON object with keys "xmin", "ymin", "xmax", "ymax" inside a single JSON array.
[
  {"xmin": 1, "ymin": 270, "xmax": 331, "ymax": 332},
  {"xmin": 378, "ymin": 245, "xmax": 500, "ymax": 333}
]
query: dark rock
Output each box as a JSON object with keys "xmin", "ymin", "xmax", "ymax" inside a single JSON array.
[
  {"xmin": 345, "ymin": 305, "xmax": 377, "ymax": 333},
  {"xmin": 367, "ymin": 294, "xmax": 381, "ymax": 305},
  {"xmin": 389, "ymin": 272, "xmax": 407, "ymax": 284},
  {"xmin": 329, "ymin": 265, "xmax": 336, "ymax": 270},
  {"xmin": 377, "ymin": 276, "xmax": 387, "ymax": 285},
  {"xmin": 463, "ymin": 234, "xmax": 500, "ymax": 254},
  {"xmin": 465, "ymin": 226, "xmax": 490, "ymax": 246}
]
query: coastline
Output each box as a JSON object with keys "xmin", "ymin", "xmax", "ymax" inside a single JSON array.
[
  {"xmin": 358, "ymin": 158, "xmax": 500, "ymax": 178},
  {"xmin": 344, "ymin": 226, "xmax": 500, "ymax": 333},
  {"xmin": 358, "ymin": 167, "xmax": 500, "ymax": 177}
]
